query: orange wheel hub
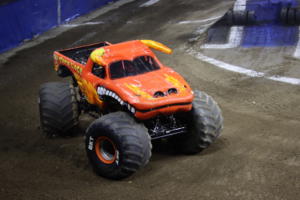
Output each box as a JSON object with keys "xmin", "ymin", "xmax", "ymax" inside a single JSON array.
[{"xmin": 95, "ymin": 136, "xmax": 117, "ymax": 164}]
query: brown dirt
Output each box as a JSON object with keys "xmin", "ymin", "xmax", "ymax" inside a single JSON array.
[{"xmin": 0, "ymin": 0, "xmax": 299, "ymax": 199}]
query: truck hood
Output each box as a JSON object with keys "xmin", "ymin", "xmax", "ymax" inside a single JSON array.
[{"xmin": 106, "ymin": 68, "xmax": 194, "ymax": 110}]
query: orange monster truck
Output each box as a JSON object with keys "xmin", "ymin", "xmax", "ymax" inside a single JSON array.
[{"xmin": 38, "ymin": 40, "xmax": 223, "ymax": 179}]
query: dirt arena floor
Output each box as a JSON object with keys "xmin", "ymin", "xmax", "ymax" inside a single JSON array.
[{"xmin": 0, "ymin": 0, "xmax": 299, "ymax": 199}]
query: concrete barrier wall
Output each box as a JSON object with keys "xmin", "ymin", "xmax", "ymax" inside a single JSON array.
[{"xmin": 0, "ymin": 0, "xmax": 116, "ymax": 53}]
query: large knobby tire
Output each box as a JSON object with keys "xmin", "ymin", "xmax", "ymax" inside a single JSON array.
[
  {"xmin": 225, "ymin": 10, "xmax": 256, "ymax": 25},
  {"xmin": 280, "ymin": 7, "xmax": 300, "ymax": 25},
  {"xmin": 288, "ymin": 8, "xmax": 296, "ymax": 25},
  {"xmin": 85, "ymin": 112, "xmax": 152, "ymax": 180},
  {"xmin": 39, "ymin": 82, "xmax": 79, "ymax": 137},
  {"xmin": 281, "ymin": 8, "xmax": 289, "ymax": 24},
  {"xmin": 172, "ymin": 90, "xmax": 223, "ymax": 154}
]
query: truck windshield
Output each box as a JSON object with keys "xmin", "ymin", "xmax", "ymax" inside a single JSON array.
[{"xmin": 109, "ymin": 56, "xmax": 160, "ymax": 79}]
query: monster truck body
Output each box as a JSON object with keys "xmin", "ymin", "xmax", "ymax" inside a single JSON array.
[
  {"xmin": 53, "ymin": 40, "xmax": 194, "ymax": 139},
  {"xmin": 39, "ymin": 40, "xmax": 223, "ymax": 179}
]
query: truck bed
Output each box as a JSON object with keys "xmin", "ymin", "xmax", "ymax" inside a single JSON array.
[{"xmin": 58, "ymin": 42, "xmax": 109, "ymax": 65}]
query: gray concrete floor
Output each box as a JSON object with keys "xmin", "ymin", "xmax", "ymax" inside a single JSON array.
[{"xmin": 0, "ymin": 0, "xmax": 299, "ymax": 199}]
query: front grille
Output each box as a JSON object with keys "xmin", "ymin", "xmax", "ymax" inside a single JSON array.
[
  {"xmin": 168, "ymin": 88, "xmax": 178, "ymax": 95},
  {"xmin": 154, "ymin": 91, "xmax": 165, "ymax": 98},
  {"xmin": 149, "ymin": 126, "xmax": 187, "ymax": 140}
]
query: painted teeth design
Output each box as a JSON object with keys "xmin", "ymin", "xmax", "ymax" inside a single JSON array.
[
  {"xmin": 97, "ymin": 87, "xmax": 135, "ymax": 113},
  {"xmin": 131, "ymin": 107, "xmax": 135, "ymax": 113},
  {"xmin": 97, "ymin": 87, "xmax": 104, "ymax": 95}
]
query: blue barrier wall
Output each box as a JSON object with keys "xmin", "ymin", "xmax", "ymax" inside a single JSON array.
[
  {"xmin": 61, "ymin": 0, "xmax": 113, "ymax": 22},
  {"xmin": 242, "ymin": 0, "xmax": 298, "ymax": 47},
  {"xmin": 0, "ymin": 0, "xmax": 116, "ymax": 53}
]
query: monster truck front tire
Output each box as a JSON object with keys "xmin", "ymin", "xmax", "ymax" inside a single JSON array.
[
  {"xmin": 39, "ymin": 82, "xmax": 79, "ymax": 137},
  {"xmin": 85, "ymin": 112, "xmax": 152, "ymax": 180},
  {"xmin": 172, "ymin": 90, "xmax": 223, "ymax": 154}
]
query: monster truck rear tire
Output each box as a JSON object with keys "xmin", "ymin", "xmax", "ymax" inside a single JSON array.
[
  {"xmin": 171, "ymin": 91, "xmax": 223, "ymax": 154},
  {"xmin": 85, "ymin": 112, "xmax": 152, "ymax": 180},
  {"xmin": 39, "ymin": 82, "xmax": 79, "ymax": 137}
]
